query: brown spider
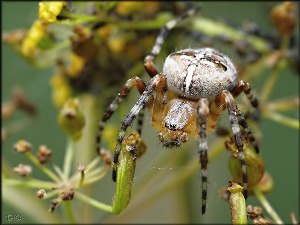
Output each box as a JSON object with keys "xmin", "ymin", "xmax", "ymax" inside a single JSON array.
[{"xmin": 96, "ymin": 8, "xmax": 259, "ymax": 214}]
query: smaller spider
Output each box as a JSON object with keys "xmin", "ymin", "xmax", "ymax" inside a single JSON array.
[{"xmin": 96, "ymin": 8, "xmax": 260, "ymax": 214}]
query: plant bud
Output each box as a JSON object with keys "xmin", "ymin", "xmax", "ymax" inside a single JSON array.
[
  {"xmin": 229, "ymin": 147, "xmax": 265, "ymax": 193},
  {"xmin": 58, "ymin": 98, "xmax": 85, "ymax": 141}
]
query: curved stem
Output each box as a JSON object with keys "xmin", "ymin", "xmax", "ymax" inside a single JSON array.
[
  {"xmin": 63, "ymin": 138, "xmax": 74, "ymax": 180},
  {"xmin": 263, "ymin": 111, "xmax": 299, "ymax": 129},
  {"xmin": 62, "ymin": 201, "xmax": 77, "ymax": 223},
  {"xmin": 253, "ymin": 187, "xmax": 284, "ymax": 224},
  {"xmin": 75, "ymin": 191, "xmax": 112, "ymax": 213},
  {"xmin": 24, "ymin": 152, "xmax": 60, "ymax": 183},
  {"xmin": 3, "ymin": 178, "xmax": 55, "ymax": 189}
]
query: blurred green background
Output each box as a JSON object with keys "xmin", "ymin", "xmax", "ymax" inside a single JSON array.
[{"xmin": 2, "ymin": 2, "xmax": 299, "ymax": 224}]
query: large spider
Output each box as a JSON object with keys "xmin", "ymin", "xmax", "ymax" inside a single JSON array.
[{"xmin": 96, "ymin": 8, "xmax": 259, "ymax": 214}]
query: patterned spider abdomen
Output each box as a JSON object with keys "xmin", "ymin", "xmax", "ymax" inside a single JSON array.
[{"xmin": 162, "ymin": 47, "xmax": 238, "ymax": 99}]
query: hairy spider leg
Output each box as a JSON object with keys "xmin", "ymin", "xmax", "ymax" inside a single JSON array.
[
  {"xmin": 136, "ymin": 106, "xmax": 145, "ymax": 136},
  {"xmin": 232, "ymin": 80, "xmax": 259, "ymax": 109},
  {"xmin": 222, "ymin": 90, "xmax": 248, "ymax": 199},
  {"xmin": 198, "ymin": 98, "xmax": 209, "ymax": 214},
  {"xmin": 235, "ymin": 105, "xmax": 259, "ymax": 153},
  {"xmin": 113, "ymin": 74, "xmax": 163, "ymax": 182},
  {"xmin": 157, "ymin": 132, "xmax": 188, "ymax": 148},
  {"xmin": 231, "ymin": 80, "xmax": 260, "ymax": 153},
  {"xmin": 96, "ymin": 77, "xmax": 146, "ymax": 157},
  {"xmin": 144, "ymin": 8, "xmax": 198, "ymax": 77}
]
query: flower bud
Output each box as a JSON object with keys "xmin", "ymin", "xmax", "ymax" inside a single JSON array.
[
  {"xmin": 229, "ymin": 147, "xmax": 265, "ymax": 193},
  {"xmin": 112, "ymin": 132, "xmax": 146, "ymax": 214},
  {"xmin": 58, "ymin": 98, "xmax": 85, "ymax": 141},
  {"xmin": 271, "ymin": 2, "xmax": 296, "ymax": 36}
]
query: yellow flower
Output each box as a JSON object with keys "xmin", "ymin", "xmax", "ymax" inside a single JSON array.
[
  {"xmin": 39, "ymin": 1, "xmax": 65, "ymax": 23},
  {"xmin": 21, "ymin": 19, "xmax": 47, "ymax": 57},
  {"xmin": 50, "ymin": 74, "xmax": 72, "ymax": 108},
  {"xmin": 67, "ymin": 53, "xmax": 86, "ymax": 77}
]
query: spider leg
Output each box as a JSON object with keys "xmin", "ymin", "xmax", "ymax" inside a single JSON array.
[
  {"xmin": 136, "ymin": 106, "xmax": 145, "ymax": 135},
  {"xmin": 231, "ymin": 80, "xmax": 259, "ymax": 110},
  {"xmin": 222, "ymin": 90, "xmax": 248, "ymax": 199},
  {"xmin": 198, "ymin": 98, "xmax": 209, "ymax": 214},
  {"xmin": 113, "ymin": 74, "xmax": 163, "ymax": 182},
  {"xmin": 144, "ymin": 8, "xmax": 198, "ymax": 77},
  {"xmin": 235, "ymin": 105, "xmax": 259, "ymax": 153},
  {"xmin": 231, "ymin": 80, "xmax": 260, "ymax": 153},
  {"xmin": 157, "ymin": 132, "xmax": 187, "ymax": 148},
  {"xmin": 96, "ymin": 77, "xmax": 146, "ymax": 156}
]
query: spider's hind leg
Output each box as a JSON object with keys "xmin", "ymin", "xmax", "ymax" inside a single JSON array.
[{"xmin": 198, "ymin": 98, "xmax": 209, "ymax": 214}]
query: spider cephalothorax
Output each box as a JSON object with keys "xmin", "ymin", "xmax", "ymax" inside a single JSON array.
[{"xmin": 96, "ymin": 8, "xmax": 259, "ymax": 214}]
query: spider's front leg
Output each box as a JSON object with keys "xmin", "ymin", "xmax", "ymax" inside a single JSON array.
[
  {"xmin": 144, "ymin": 8, "xmax": 197, "ymax": 77},
  {"xmin": 96, "ymin": 77, "xmax": 146, "ymax": 157},
  {"xmin": 198, "ymin": 98, "xmax": 209, "ymax": 214},
  {"xmin": 222, "ymin": 90, "xmax": 248, "ymax": 198},
  {"xmin": 113, "ymin": 74, "xmax": 164, "ymax": 182}
]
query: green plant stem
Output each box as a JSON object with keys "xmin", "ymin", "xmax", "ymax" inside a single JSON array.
[
  {"xmin": 60, "ymin": 10, "xmax": 99, "ymax": 22},
  {"xmin": 260, "ymin": 65, "xmax": 281, "ymax": 102},
  {"xmin": 260, "ymin": 34, "xmax": 290, "ymax": 102},
  {"xmin": 263, "ymin": 111, "xmax": 299, "ymax": 129},
  {"xmin": 62, "ymin": 201, "xmax": 76, "ymax": 223},
  {"xmin": 43, "ymin": 189, "xmax": 62, "ymax": 200},
  {"xmin": 63, "ymin": 138, "xmax": 74, "ymax": 180},
  {"xmin": 24, "ymin": 152, "xmax": 60, "ymax": 183},
  {"xmin": 253, "ymin": 187, "xmax": 284, "ymax": 224},
  {"xmin": 75, "ymin": 191, "xmax": 112, "ymax": 213},
  {"xmin": 82, "ymin": 167, "xmax": 109, "ymax": 186},
  {"xmin": 107, "ymin": 139, "xmax": 225, "ymax": 221},
  {"xmin": 192, "ymin": 17, "xmax": 270, "ymax": 53},
  {"xmin": 265, "ymin": 97, "xmax": 299, "ymax": 112},
  {"xmin": 3, "ymin": 178, "xmax": 55, "ymax": 189}
]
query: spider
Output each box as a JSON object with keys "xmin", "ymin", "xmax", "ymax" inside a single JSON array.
[{"xmin": 96, "ymin": 8, "xmax": 260, "ymax": 214}]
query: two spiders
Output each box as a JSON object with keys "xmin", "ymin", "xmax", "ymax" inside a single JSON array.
[{"xmin": 96, "ymin": 8, "xmax": 260, "ymax": 214}]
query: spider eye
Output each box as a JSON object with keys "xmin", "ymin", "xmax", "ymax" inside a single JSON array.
[{"xmin": 164, "ymin": 122, "xmax": 180, "ymax": 131}]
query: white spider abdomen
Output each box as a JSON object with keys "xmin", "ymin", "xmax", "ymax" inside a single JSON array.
[{"xmin": 162, "ymin": 47, "xmax": 238, "ymax": 99}]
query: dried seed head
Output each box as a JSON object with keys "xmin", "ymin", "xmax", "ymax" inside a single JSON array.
[
  {"xmin": 271, "ymin": 1, "xmax": 297, "ymax": 36},
  {"xmin": 13, "ymin": 89, "xmax": 37, "ymax": 117},
  {"xmin": 253, "ymin": 217, "xmax": 272, "ymax": 225},
  {"xmin": 36, "ymin": 189, "xmax": 47, "ymax": 199},
  {"xmin": 49, "ymin": 199, "xmax": 60, "ymax": 212},
  {"xmin": 247, "ymin": 205, "xmax": 263, "ymax": 219},
  {"xmin": 13, "ymin": 140, "xmax": 32, "ymax": 153},
  {"xmin": 13, "ymin": 164, "xmax": 32, "ymax": 177},
  {"xmin": 37, "ymin": 145, "xmax": 52, "ymax": 164},
  {"xmin": 61, "ymin": 189, "xmax": 75, "ymax": 201}
]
